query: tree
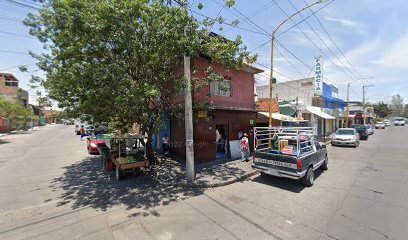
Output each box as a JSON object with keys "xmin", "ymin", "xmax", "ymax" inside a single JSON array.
[
  {"xmin": 24, "ymin": 0, "xmax": 254, "ymax": 162},
  {"xmin": 0, "ymin": 98, "xmax": 34, "ymax": 130},
  {"xmin": 373, "ymin": 102, "xmax": 390, "ymax": 118},
  {"xmin": 391, "ymin": 94, "xmax": 404, "ymax": 116}
]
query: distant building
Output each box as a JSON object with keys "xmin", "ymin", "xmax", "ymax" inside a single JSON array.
[
  {"xmin": 256, "ymin": 78, "xmax": 348, "ymax": 140},
  {"xmin": 0, "ymin": 73, "xmax": 29, "ymax": 107}
]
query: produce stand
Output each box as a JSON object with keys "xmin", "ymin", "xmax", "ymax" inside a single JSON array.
[{"xmin": 103, "ymin": 134, "xmax": 148, "ymax": 181}]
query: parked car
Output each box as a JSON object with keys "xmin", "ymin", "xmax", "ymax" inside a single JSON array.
[
  {"xmin": 350, "ymin": 125, "xmax": 369, "ymax": 140},
  {"xmin": 384, "ymin": 119, "xmax": 391, "ymax": 126},
  {"xmin": 393, "ymin": 118, "xmax": 405, "ymax": 126},
  {"xmin": 86, "ymin": 136, "xmax": 104, "ymax": 154},
  {"xmin": 331, "ymin": 128, "xmax": 360, "ymax": 147},
  {"xmin": 365, "ymin": 125, "xmax": 374, "ymax": 135},
  {"xmin": 375, "ymin": 122, "xmax": 385, "ymax": 129},
  {"xmin": 252, "ymin": 127, "xmax": 328, "ymax": 187}
]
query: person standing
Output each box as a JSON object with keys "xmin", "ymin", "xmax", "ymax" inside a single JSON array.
[
  {"xmin": 80, "ymin": 126, "xmax": 86, "ymax": 140},
  {"xmin": 240, "ymin": 133, "xmax": 250, "ymax": 162},
  {"xmin": 162, "ymin": 134, "xmax": 170, "ymax": 160}
]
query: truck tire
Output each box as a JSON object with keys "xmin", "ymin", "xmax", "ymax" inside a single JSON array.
[
  {"xmin": 301, "ymin": 167, "xmax": 314, "ymax": 187},
  {"xmin": 321, "ymin": 156, "xmax": 328, "ymax": 171}
]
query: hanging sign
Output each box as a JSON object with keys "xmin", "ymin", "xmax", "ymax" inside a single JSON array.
[{"xmin": 314, "ymin": 57, "xmax": 323, "ymax": 96}]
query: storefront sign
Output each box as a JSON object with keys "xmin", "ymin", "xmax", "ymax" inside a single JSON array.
[
  {"xmin": 314, "ymin": 57, "xmax": 323, "ymax": 96},
  {"xmin": 249, "ymin": 119, "xmax": 254, "ymax": 126}
]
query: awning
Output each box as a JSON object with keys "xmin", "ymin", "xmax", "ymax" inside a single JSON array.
[
  {"xmin": 306, "ymin": 106, "xmax": 335, "ymax": 120},
  {"xmin": 259, "ymin": 112, "xmax": 307, "ymax": 122}
]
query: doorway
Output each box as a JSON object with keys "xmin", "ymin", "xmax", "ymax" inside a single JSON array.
[{"xmin": 215, "ymin": 124, "xmax": 229, "ymax": 160}]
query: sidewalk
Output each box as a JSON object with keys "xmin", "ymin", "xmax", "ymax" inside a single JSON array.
[{"xmin": 154, "ymin": 157, "xmax": 259, "ymax": 189}]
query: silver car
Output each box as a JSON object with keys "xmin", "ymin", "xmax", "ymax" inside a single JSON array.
[
  {"xmin": 365, "ymin": 125, "xmax": 374, "ymax": 135},
  {"xmin": 331, "ymin": 128, "xmax": 360, "ymax": 147}
]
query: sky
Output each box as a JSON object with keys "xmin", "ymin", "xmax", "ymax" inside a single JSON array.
[{"xmin": 0, "ymin": 0, "xmax": 408, "ymax": 104}]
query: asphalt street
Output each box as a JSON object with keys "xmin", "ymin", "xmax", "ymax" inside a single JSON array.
[{"xmin": 0, "ymin": 124, "xmax": 407, "ymax": 240}]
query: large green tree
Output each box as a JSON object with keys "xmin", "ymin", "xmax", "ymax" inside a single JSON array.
[
  {"xmin": 0, "ymin": 98, "xmax": 35, "ymax": 130},
  {"xmin": 373, "ymin": 102, "xmax": 391, "ymax": 118},
  {"xmin": 24, "ymin": 0, "xmax": 253, "ymax": 162}
]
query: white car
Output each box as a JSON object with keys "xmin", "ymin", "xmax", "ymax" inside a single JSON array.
[
  {"xmin": 331, "ymin": 128, "xmax": 360, "ymax": 147},
  {"xmin": 365, "ymin": 125, "xmax": 374, "ymax": 135},
  {"xmin": 375, "ymin": 122, "xmax": 385, "ymax": 129},
  {"xmin": 393, "ymin": 118, "xmax": 405, "ymax": 126},
  {"xmin": 384, "ymin": 119, "xmax": 391, "ymax": 126}
]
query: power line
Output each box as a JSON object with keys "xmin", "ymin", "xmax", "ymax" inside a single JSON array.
[
  {"xmin": 0, "ymin": 16, "xmax": 21, "ymax": 22},
  {"xmin": 0, "ymin": 30, "xmax": 36, "ymax": 39},
  {"xmin": 0, "ymin": 49, "xmax": 30, "ymax": 55},
  {"xmin": 285, "ymin": 0, "xmax": 360, "ymax": 80},
  {"xmin": 191, "ymin": 10, "xmax": 269, "ymax": 36},
  {"xmin": 272, "ymin": 0, "xmax": 358, "ymax": 83},
  {"xmin": 1, "ymin": 0, "xmax": 40, "ymax": 10},
  {"xmin": 302, "ymin": 0, "xmax": 362, "ymax": 79}
]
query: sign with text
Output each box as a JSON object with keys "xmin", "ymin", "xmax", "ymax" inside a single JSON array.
[{"xmin": 314, "ymin": 57, "xmax": 323, "ymax": 96}]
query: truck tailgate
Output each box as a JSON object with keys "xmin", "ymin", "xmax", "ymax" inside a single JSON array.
[{"xmin": 253, "ymin": 151, "xmax": 298, "ymax": 171}]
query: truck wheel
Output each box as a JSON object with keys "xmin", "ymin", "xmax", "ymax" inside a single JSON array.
[
  {"xmin": 301, "ymin": 167, "xmax": 314, "ymax": 187},
  {"xmin": 321, "ymin": 156, "xmax": 328, "ymax": 170}
]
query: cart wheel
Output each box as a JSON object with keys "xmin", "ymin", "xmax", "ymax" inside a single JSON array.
[{"xmin": 115, "ymin": 167, "xmax": 122, "ymax": 181}]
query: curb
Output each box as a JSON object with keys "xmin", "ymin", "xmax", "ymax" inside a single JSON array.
[{"xmin": 163, "ymin": 170, "xmax": 260, "ymax": 189}]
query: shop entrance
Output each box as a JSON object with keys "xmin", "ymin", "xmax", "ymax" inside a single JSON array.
[{"xmin": 215, "ymin": 124, "xmax": 229, "ymax": 160}]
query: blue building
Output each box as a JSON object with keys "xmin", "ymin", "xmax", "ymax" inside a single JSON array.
[{"xmin": 321, "ymin": 82, "xmax": 347, "ymax": 129}]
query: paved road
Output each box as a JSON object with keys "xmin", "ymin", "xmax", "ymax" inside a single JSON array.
[{"xmin": 0, "ymin": 125, "xmax": 407, "ymax": 239}]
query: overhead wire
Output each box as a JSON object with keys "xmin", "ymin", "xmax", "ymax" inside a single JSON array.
[
  {"xmin": 285, "ymin": 0, "xmax": 361, "ymax": 80},
  {"xmin": 303, "ymin": 0, "xmax": 362, "ymax": 79}
]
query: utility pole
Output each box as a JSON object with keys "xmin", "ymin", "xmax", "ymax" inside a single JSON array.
[
  {"xmin": 362, "ymin": 84, "xmax": 374, "ymax": 124},
  {"xmin": 183, "ymin": 0, "xmax": 195, "ymax": 182},
  {"xmin": 346, "ymin": 83, "xmax": 350, "ymax": 127},
  {"xmin": 268, "ymin": 0, "xmax": 325, "ymax": 128}
]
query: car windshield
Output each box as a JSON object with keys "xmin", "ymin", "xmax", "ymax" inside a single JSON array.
[
  {"xmin": 336, "ymin": 130, "xmax": 355, "ymax": 135},
  {"xmin": 376, "ymin": 122, "xmax": 384, "ymax": 124}
]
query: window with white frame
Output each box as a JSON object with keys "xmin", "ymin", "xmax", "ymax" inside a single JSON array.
[{"xmin": 210, "ymin": 79, "xmax": 232, "ymax": 97}]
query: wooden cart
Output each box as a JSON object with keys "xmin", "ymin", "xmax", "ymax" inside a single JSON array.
[
  {"xmin": 112, "ymin": 158, "xmax": 147, "ymax": 181},
  {"xmin": 104, "ymin": 135, "xmax": 148, "ymax": 181}
]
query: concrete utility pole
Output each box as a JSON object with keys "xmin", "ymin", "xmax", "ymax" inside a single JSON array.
[
  {"xmin": 362, "ymin": 84, "xmax": 375, "ymax": 124},
  {"xmin": 268, "ymin": 0, "xmax": 326, "ymax": 127},
  {"xmin": 183, "ymin": 0, "xmax": 195, "ymax": 182},
  {"xmin": 346, "ymin": 83, "xmax": 350, "ymax": 127}
]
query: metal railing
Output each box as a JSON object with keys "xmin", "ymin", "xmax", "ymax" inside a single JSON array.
[{"xmin": 254, "ymin": 127, "xmax": 316, "ymax": 158}]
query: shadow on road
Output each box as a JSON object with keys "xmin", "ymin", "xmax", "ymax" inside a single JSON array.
[
  {"xmin": 251, "ymin": 169, "xmax": 325, "ymax": 193},
  {"xmin": 50, "ymin": 157, "xmax": 205, "ymax": 216}
]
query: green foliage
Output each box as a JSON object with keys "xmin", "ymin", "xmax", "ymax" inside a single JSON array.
[
  {"xmin": 24, "ymin": 0, "xmax": 252, "ymax": 161},
  {"xmin": 0, "ymin": 98, "xmax": 35, "ymax": 129},
  {"xmin": 373, "ymin": 102, "xmax": 391, "ymax": 118}
]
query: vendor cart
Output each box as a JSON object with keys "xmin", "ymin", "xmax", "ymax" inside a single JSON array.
[{"xmin": 104, "ymin": 135, "xmax": 148, "ymax": 181}]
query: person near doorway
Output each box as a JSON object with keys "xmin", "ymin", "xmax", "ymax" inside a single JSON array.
[
  {"xmin": 162, "ymin": 134, "xmax": 170, "ymax": 160},
  {"xmin": 80, "ymin": 126, "xmax": 86, "ymax": 140},
  {"xmin": 240, "ymin": 133, "xmax": 250, "ymax": 162}
]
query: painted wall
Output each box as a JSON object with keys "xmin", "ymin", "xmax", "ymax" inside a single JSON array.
[{"xmin": 191, "ymin": 57, "xmax": 256, "ymax": 109}]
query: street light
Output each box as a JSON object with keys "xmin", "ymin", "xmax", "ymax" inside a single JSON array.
[{"xmin": 268, "ymin": 0, "xmax": 327, "ymax": 127}]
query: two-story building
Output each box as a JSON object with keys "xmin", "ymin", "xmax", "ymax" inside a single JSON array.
[
  {"xmin": 0, "ymin": 73, "xmax": 29, "ymax": 107},
  {"xmin": 170, "ymin": 55, "xmax": 263, "ymax": 163},
  {"xmin": 0, "ymin": 73, "xmax": 29, "ymax": 132}
]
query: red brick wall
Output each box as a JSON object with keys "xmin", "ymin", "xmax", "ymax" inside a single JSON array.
[
  {"xmin": 0, "ymin": 75, "xmax": 18, "ymax": 95},
  {"xmin": 191, "ymin": 57, "xmax": 255, "ymax": 109}
]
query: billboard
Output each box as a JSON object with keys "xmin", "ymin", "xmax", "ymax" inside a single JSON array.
[{"xmin": 314, "ymin": 57, "xmax": 323, "ymax": 96}]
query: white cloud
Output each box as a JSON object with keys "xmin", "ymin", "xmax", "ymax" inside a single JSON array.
[{"xmin": 324, "ymin": 16, "xmax": 363, "ymax": 29}]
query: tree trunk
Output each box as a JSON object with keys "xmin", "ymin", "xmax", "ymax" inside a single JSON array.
[{"xmin": 145, "ymin": 131, "xmax": 157, "ymax": 165}]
